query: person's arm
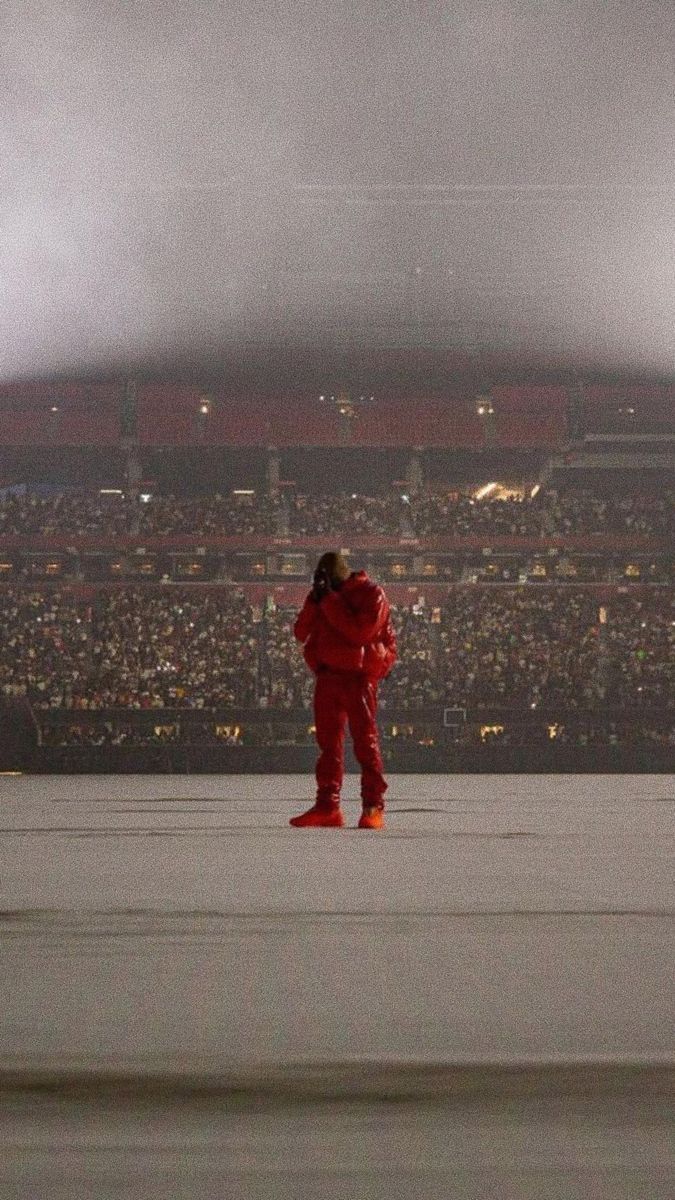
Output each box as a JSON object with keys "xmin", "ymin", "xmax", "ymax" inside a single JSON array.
[
  {"xmin": 382, "ymin": 616, "xmax": 398, "ymax": 664},
  {"xmin": 321, "ymin": 586, "xmax": 388, "ymax": 647},
  {"xmin": 293, "ymin": 593, "xmax": 320, "ymax": 642}
]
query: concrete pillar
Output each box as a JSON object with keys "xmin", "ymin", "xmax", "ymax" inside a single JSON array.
[
  {"xmin": 406, "ymin": 449, "xmax": 424, "ymax": 497},
  {"xmin": 124, "ymin": 447, "xmax": 142, "ymax": 498},
  {"xmin": 266, "ymin": 448, "xmax": 281, "ymax": 495}
]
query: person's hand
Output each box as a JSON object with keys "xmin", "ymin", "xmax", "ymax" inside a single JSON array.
[{"xmin": 311, "ymin": 567, "xmax": 331, "ymax": 603}]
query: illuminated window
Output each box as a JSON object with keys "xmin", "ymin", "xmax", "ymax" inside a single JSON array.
[
  {"xmin": 624, "ymin": 563, "xmax": 641, "ymax": 578},
  {"xmin": 556, "ymin": 560, "xmax": 578, "ymax": 577},
  {"xmin": 480, "ymin": 724, "xmax": 504, "ymax": 741},
  {"xmin": 279, "ymin": 554, "xmax": 306, "ymax": 576},
  {"xmin": 391, "ymin": 562, "xmax": 407, "ymax": 578},
  {"xmin": 250, "ymin": 562, "xmax": 265, "ymax": 576},
  {"xmin": 531, "ymin": 562, "xmax": 547, "ymax": 577},
  {"xmin": 0, "ymin": 561, "xmax": 13, "ymax": 575},
  {"xmin": 45, "ymin": 562, "xmax": 62, "ymax": 575},
  {"xmin": 139, "ymin": 561, "xmax": 156, "ymax": 575},
  {"xmin": 422, "ymin": 562, "xmax": 437, "ymax": 576},
  {"xmin": 215, "ymin": 724, "xmax": 241, "ymax": 741},
  {"xmin": 110, "ymin": 562, "xmax": 123, "ymax": 575},
  {"xmin": 475, "ymin": 399, "xmax": 495, "ymax": 416}
]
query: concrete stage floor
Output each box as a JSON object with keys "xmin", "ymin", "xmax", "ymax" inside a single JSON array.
[{"xmin": 1, "ymin": 772, "xmax": 673, "ymax": 1196}]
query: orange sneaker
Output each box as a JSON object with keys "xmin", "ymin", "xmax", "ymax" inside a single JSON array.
[
  {"xmin": 289, "ymin": 804, "xmax": 345, "ymax": 828},
  {"xmin": 358, "ymin": 807, "xmax": 385, "ymax": 830}
]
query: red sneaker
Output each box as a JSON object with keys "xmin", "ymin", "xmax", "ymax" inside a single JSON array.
[
  {"xmin": 289, "ymin": 804, "xmax": 345, "ymax": 828},
  {"xmin": 358, "ymin": 808, "xmax": 385, "ymax": 830}
]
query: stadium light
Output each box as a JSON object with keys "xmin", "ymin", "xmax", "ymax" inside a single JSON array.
[{"xmin": 475, "ymin": 482, "xmax": 497, "ymax": 500}]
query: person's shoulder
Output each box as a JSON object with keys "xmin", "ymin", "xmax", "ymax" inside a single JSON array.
[
  {"xmin": 350, "ymin": 573, "xmax": 388, "ymax": 604},
  {"xmin": 346, "ymin": 570, "xmax": 375, "ymax": 593}
]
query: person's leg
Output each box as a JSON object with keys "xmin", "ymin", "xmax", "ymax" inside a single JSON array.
[
  {"xmin": 346, "ymin": 678, "xmax": 387, "ymax": 812},
  {"xmin": 314, "ymin": 672, "xmax": 348, "ymax": 808}
]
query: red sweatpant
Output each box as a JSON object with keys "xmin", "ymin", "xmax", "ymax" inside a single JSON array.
[{"xmin": 313, "ymin": 669, "xmax": 387, "ymax": 811}]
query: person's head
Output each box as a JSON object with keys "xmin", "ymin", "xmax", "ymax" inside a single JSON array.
[{"xmin": 315, "ymin": 551, "xmax": 351, "ymax": 589}]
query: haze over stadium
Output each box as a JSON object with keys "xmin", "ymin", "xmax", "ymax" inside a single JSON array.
[{"xmin": 1, "ymin": 0, "xmax": 674, "ymax": 382}]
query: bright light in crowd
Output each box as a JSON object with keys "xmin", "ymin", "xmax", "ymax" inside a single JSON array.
[
  {"xmin": 100, "ymin": 488, "xmax": 123, "ymax": 495},
  {"xmin": 140, "ymin": 493, "xmax": 152, "ymax": 503},
  {"xmin": 530, "ymin": 484, "xmax": 541, "ymax": 498},
  {"xmin": 475, "ymin": 482, "xmax": 497, "ymax": 500},
  {"xmin": 50, "ymin": 405, "xmax": 59, "ymax": 412},
  {"xmin": 233, "ymin": 489, "xmax": 254, "ymax": 495},
  {"xmin": 199, "ymin": 402, "xmax": 210, "ymax": 415}
]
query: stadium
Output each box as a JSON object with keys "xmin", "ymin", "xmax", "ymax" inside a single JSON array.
[
  {"xmin": 1, "ymin": 1, "xmax": 673, "ymax": 1195},
  {"xmin": 1, "ymin": 380, "xmax": 673, "ymax": 773}
]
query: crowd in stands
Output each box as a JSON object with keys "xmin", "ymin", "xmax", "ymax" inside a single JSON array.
[
  {"xmin": 1, "ymin": 487, "xmax": 671, "ymax": 540},
  {"xmin": 88, "ymin": 589, "xmax": 259, "ymax": 709},
  {"xmin": 0, "ymin": 590, "xmax": 92, "ymax": 705},
  {"xmin": 259, "ymin": 606, "xmax": 314, "ymax": 710},
  {"xmin": 0, "ymin": 492, "xmax": 282, "ymax": 537},
  {"xmin": 135, "ymin": 494, "xmax": 282, "ymax": 536},
  {"xmin": 411, "ymin": 489, "xmax": 673, "ymax": 539},
  {"xmin": 0, "ymin": 587, "xmax": 258, "ymax": 710},
  {"xmin": 439, "ymin": 590, "xmax": 673, "ymax": 711},
  {"xmin": 538, "ymin": 491, "xmax": 673, "ymax": 537},
  {"xmin": 379, "ymin": 608, "xmax": 443, "ymax": 711},
  {"xmin": 439, "ymin": 591, "xmax": 601, "ymax": 710},
  {"xmin": 2, "ymin": 587, "xmax": 671, "ymax": 717},
  {"xmin": 287, "ymin": 492, "xmax": 403, "ymax": 536}
]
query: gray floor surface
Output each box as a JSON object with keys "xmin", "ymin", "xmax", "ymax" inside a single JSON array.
[{"xmin": 1, "ymin": 772, "xmax": 673, "ymax": 1197}]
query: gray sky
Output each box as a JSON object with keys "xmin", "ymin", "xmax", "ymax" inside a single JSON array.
[{"xmin": 1, "ymin": 0, "xmax": 674, "ymax": 383}]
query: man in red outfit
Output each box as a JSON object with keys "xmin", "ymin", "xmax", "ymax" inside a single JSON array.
[{"xmin": 290, "ymin": 552, "xmax": 397, "ymax": 829}]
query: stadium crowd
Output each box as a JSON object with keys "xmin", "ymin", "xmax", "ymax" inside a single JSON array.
[
  {"xmin": 0, "ymin": 487, "xmax": 671, "ymax": 540},
  {"xmin": 259, "ymin": 606, "xmax": 314, "ymax": 710},
  {"xmin": 0, "ymin": 587, "xmax": 258, "ymax": 710},
  {"xmin": 439, "ymin": 590, "xmax": 673, "ymax": 710},
  {"xmin": 1, "ymin": 586, "xmax": 671, "ymax": 717},
  {"xmin": 411, "ymin": 489, "xmax": 674, "ymax": 539},
  {"xmin": 0, "ymin": 492, "xmax": 282, "ymax": 537},
  {"xmin": 287, "ymin": 492, "xmax": 404, "ymax": 536}
]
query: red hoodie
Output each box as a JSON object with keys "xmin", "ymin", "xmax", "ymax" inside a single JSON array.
[{"xmin": 294, "ymin": 569, "xmax": 397, "ymax": 681}]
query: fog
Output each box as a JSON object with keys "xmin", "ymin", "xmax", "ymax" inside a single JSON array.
[{"xmin": 1, "ymin": 0, "xmax": 674, "ymax": 383}]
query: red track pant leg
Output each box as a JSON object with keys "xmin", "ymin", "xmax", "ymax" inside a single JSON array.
[
  {"xmin": 346, "ymin": 677, "xmax": 387, "ymax": 811},
  {"xmin": 313, "ymin": 672, "xmax": 348, "ymax": 807}
]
